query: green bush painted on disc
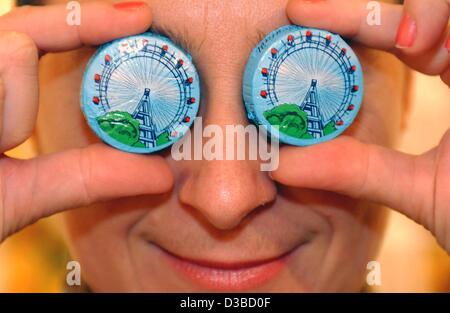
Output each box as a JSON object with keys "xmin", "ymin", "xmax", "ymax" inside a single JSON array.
[
  {"xmin": 323, "ymin": 120, "xmax": 337, "ymax": 136},
  {"xmin": 156, "ymin": 131, "xmax": 170, "ymax": 146},
  {"xmin": 97, "ymin": 111, "xmax": 145, "ymax": 148},
  {"xmin": 263, "ymin": 104, "xmax": 310, "ymax": 139}
]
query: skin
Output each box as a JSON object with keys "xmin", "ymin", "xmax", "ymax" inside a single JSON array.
[{"xmin": 0, "ymin": 0, "xmax": 448, "ymax": 291}]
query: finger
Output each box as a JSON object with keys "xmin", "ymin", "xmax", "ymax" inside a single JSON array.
[
  {"xmin": 441, "ymin": 65, "xmax": 450, "ymax": 85},
  {"xmin": 286, "ymin": 0, "xmax": 450, "ymax": 75},
  {"xmin": 0, "ymin": 31, "xmax": 39, "ymax": 152},
  {"xmin": 271, "ymin": 134, "xmax": 444, "ymax": 231},
  {"xmin": 0, "ymin": 1, "xmax": 152, "ymax": 53},
  {"xmin": 395, "ymin": 0, "xmax": 450, "ymax": 74},
  {"xmin": 287, "ymin": 0, "xmax": 403, "ymax": 50},
  {"xmin": 0, "ymin": 1, "xmax": 152, "ymax": 152},
  {"xmin": 396, "ymin": 0, "xmax": 449, "ymax": 53},
  {"xmin": 1, "ymin": 144, "xmax": 174, "ymax": 239}
]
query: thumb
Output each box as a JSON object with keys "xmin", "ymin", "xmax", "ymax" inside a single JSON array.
[
  {"xmin": 1, "ymin": 144, "xmax": 174, "ymax": 240},
  {"xmin": 271, "ymin": 131, "xmax": 450, "ymax": 249}
]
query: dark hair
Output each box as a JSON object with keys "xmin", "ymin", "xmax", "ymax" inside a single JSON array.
[{"xmin": 17, "ymin": 0, "xmax": 42, "ymax": 5}]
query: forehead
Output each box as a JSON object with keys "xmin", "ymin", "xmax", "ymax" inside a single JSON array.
[
  {"xmin": 148, "ymin": 0, "xmax": 291, "ymax": 64},
  {"xmin": 149, "ymin": 0, "xmax": 289, "ymax": 33},
  {"xmin": 147, "ymin": 0, "xmax": 291, "ymax": 76},
  {"xmin": 43, "ymin": 0, "xmax": 290, "ymax": 55}
]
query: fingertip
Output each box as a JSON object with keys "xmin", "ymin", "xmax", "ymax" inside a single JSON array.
[
  {"xmin": 143, "ymin": 154, "xmax": 175, "ymax": 193},
  {"xmin": 440, "ymin": 67, "xmax": 450, "ymax": 87},
  {"xmin": 394, "ymin": 13, "xmax": 416, "ymax": 50},
  {"xmin": 270, "ymin": 145, "xmax": 308, "ymax": 185},
  {"xmin": 109, "ymin": 1, "xmax": 153, "ymax": 35},
  {"xmin": 83, "ymin": 144, "xmax": 173, "ymax": 201},
  {"xmin": 270, "ymin": 136, "xmax": 364, "ymax": 188},
  {"xmin": 286, "ymin": 0, "xmax": 333, "ymax": 29},
  {"xmin": 395, "ymin": 0, "xmax": 449, "ymax": 54},
  {"xmin": 285, "ymin": 0, "xmax": 302, "ymax": 22},
  {"xmin": 78, "ymin": 1, "xmax": 152, "ymax": 46}
]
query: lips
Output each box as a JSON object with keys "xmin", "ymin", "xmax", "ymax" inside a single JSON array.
[
  {"xmin": 134, "ymin": 200, "xmax": 320, "ymax": 291},
  {"xmin": 158, "ymin": 246, "xmax": 294, "ymax": 291}
]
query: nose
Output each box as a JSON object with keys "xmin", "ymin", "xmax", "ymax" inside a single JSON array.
[
  {"xmin": 179, "ymin": 157, "xmax": 276, "ymax": 230},
  {"xmin": 178, "ymin": 83, "xmax": 277, "ymax": 230}
]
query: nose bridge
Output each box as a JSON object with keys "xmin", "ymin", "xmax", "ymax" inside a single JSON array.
[
  {"xmin": 177, "ymin": 70, "xmax": 276, "ymax": 230},
  {"xmin": 195, "ymin": 19, "xmax": 253, "ymax": 125},
  {"xmin": 202, "ymin": 82, "xmax": 247, "ymax": 126},
  {"xmin": 198, "ymin": 54, "xmax": 249, "ymax": 123}
]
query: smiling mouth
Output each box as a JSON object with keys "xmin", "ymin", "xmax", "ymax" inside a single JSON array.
[{"xmin": 157, "ymin": 245, "xmax": 297, "ymax": 291}]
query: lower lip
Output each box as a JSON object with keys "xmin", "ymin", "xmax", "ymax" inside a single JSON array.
[{"xmin": 159, "ymin": 249, "xmax": 289, "ymax": 291}]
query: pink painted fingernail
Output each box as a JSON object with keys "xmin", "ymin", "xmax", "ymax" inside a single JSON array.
[
  {"xmin": 395, "ymin": 13, "xmax": 417, "ymax": 49},
  {"xmin": 445, "ymin": 35, "xmax": 450, "ymax": 53},
  {"xmin": 113, "ymin": 1, "xmax": 147, "ymax": 11}
]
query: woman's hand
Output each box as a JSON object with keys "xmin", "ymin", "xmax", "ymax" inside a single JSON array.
[
  {"xmin": 274, "ymin": 0, "xmax": 450, "ymax": 252},
  {"xmin": 0, "ymin": 2, "xmax": 174, "ymax": 242}
]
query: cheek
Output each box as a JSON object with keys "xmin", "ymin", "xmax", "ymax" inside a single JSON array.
[
  {"xmin": 37, "ymin": 49, "xmax": 99, "ymax": 154},
  {"xmin": 61, "ymin": 206, "xmax": 132, "ymax": 290},
  {"xmin": 347, "ymin": 46, "xmax": 406, "ymax": 148},
  {"xmin": 60, "ymin": 199, "xmax": 157, "ymax": 290}
]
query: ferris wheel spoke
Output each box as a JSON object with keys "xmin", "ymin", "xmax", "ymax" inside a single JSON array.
[
  {"xmin": 153, "ymin": 95, "xmax": 179, "ymax": 118},
  {"xmin": 273, "ymin": 40, "xmax": 351, "ymax": 120},
  {"xmin": 154, "ymin": 105, "xmax": 178, "ymax": 130},
  {"xmin": 109, "ymin": 71, "xmax": 137, "ymax": 91},
  {"xmin": 82, "ymin": 33, "xmax": 200, "ymax": 153},
  {"xmin": 112, "ymin": 65, "xmax": 141, "ymax": 90},
  {"xmin": 243, "ymin": 26, "xmax": 363, "ymax": 147},
  {"xmin": 108, "ymin": 77, "xmax": 139, "ymax": 94},
  {"xmin": 151, "ymin": 79, "xmax": 181, "ymax": 96},
  {"xmin": 152, "ymin": 93, "xmax": 182, "ymax": 125}
]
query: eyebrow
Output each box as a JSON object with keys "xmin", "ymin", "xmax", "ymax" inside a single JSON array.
[
  {"xmin": 151, "ymin": 20, "xmax": 269, "ymax": 56},
  {"xmin": 247, "ymin": 28, "xmax": 268, "ymax": 49},
  {"xmin": 150, "ymin": 24, "xmax": 204, "ymax": 55}
]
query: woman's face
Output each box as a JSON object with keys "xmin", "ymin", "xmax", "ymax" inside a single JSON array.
[{"xmin": 36, "ymin": 0, "xmax": 407, "ymax": 291}]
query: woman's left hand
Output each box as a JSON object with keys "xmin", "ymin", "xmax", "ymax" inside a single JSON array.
[{"xmin": 271, "ymin": 0, "xmax": 450, "ymax": 253}]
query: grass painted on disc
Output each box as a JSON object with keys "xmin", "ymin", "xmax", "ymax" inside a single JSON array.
[
  {"xmin": 263, "ymin": 103, "xmax": 338, "ymax": 140},
  {"xmin": 97, "ymin": 111, "xmax": 172, "ymax": 148}
]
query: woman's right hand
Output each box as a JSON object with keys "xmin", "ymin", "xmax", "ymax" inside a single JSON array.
[{"xmin": 0, "ymin": 1, "xmax": 174, "ymax": 243}]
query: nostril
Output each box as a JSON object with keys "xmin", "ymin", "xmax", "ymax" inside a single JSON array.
[
  {"xmin": 204, "ymin": 208, "xmax": 250, "ymax": 231},
  {"xmin": 178, "ymin": 164, "xmax": 277, "ymax": 231},
  {"xmin": 181, "ymin": 201, "xmax": 273, "ymax": 232}
]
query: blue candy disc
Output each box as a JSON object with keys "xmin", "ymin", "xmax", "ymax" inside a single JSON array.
[
  {"xmin": 243, "ymin": 25, "xmax": 364, "ymax": 146},
  {"xmin": 81, "ymin": 32, "xmax": 200, "ymax": 153}
]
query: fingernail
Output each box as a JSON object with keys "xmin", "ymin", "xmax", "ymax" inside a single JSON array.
[
  {"xmin": 395, "ymin": 13, "xmax": 417, "ymax": 49},
  {"xmin": 113, "ymin": 1, "xmax": 147, "ymax": 11},
  {"xmin": 445, "ymin": 35, "xmax": 450, "ymax": 53}
]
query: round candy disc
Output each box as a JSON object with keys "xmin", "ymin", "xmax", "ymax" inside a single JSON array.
[
  {"xmin": 243, "ymin": 25, "xmax": 364, "ymax": 146},
  {"xmin": 81, "ymin": 32, "xmax": 200, "ymax": 153}
]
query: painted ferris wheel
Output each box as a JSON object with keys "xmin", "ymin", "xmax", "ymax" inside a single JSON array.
[
  {"xmin": 81, "ymin": 33, "xmax": 200, "ymax": 153},
  {"xmin": 243, "ymin": 25, "xmax": 364, "ymax": 146}
]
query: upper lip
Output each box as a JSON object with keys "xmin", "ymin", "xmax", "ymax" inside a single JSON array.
[
  {"xmin": 143, "ymin": 230, "xmax": 315, "ymax": 268},
  {"xmin": 159, "ymin": 245, "xmax": 297, "ymax": 270},
  {"xmin": 154, "ymin": 241, "xmax": 302, "ymax": 291}
]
